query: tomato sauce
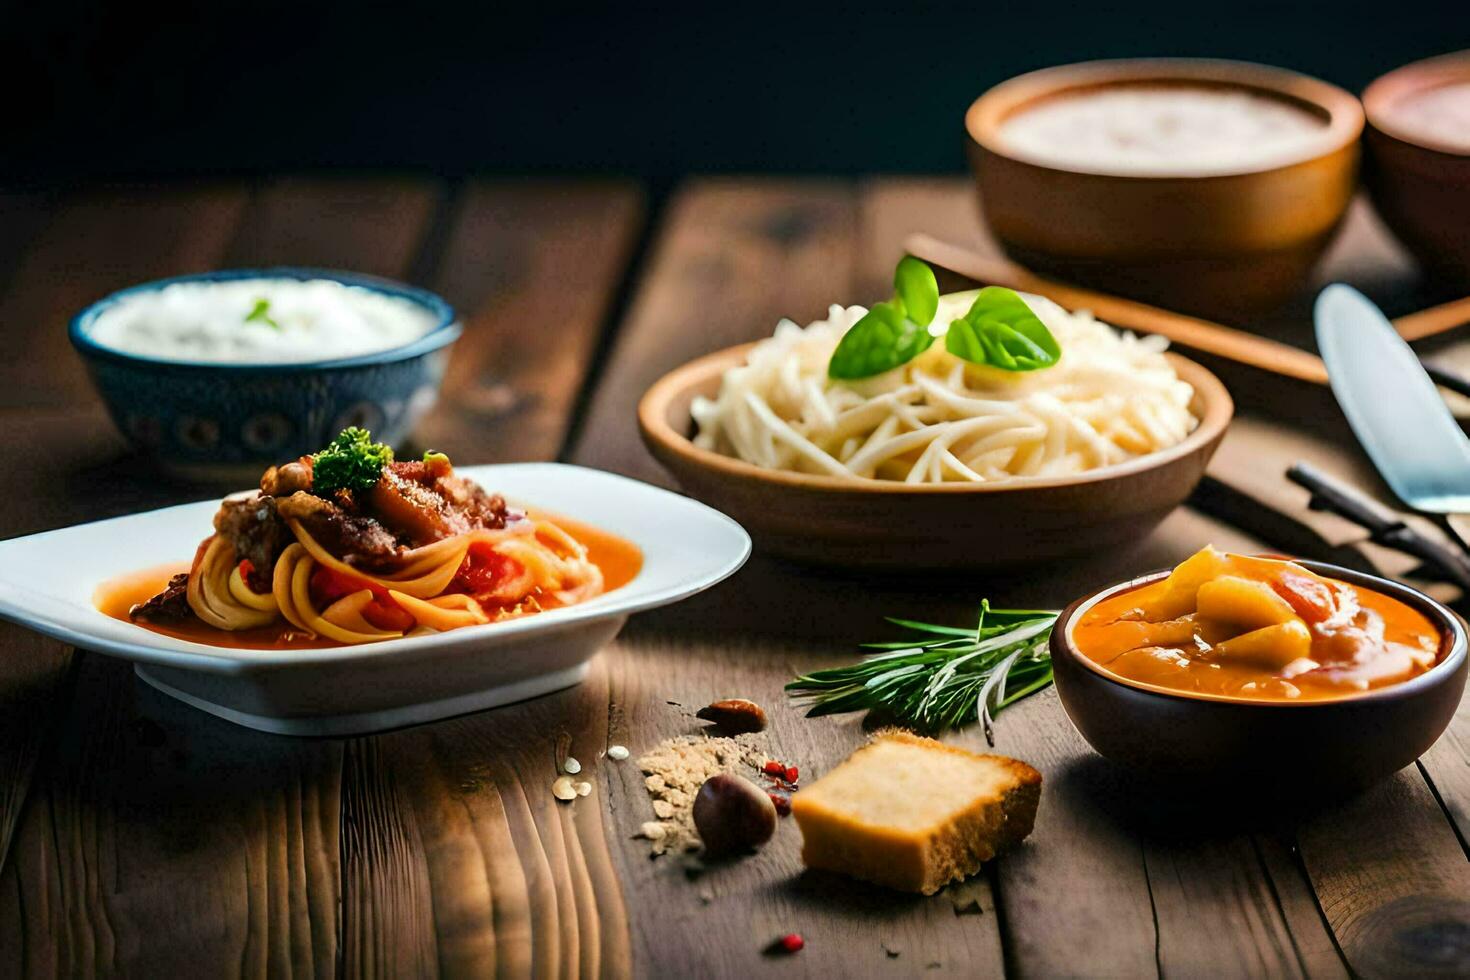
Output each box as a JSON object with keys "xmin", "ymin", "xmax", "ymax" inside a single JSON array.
[{"xmin": 95, "ymin": 512, "xmax": 643, "ymax": 650}]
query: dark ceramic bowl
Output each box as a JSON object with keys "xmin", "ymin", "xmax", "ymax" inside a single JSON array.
[
  {"xmin": 1051, "ymin": 561, "xmax": 1467, "ymax": 796},
  {"xmin": 70, "ymin": 268, "xmax": 460, "ymax": 482}
]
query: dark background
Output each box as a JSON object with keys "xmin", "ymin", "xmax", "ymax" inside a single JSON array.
[{"xmin": 5, "ymin": 2, "xmax": 1469, "ymax": 187}]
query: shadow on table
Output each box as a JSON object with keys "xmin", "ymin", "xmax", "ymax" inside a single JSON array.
[{"xmin": 1052, "ymin": 752, "xmax": 1358, "ymax": 838}]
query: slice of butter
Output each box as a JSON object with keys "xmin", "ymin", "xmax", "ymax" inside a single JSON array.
[{"xmin": 791, "ymin": 731, "xmax": 1042, "ymax": 895}]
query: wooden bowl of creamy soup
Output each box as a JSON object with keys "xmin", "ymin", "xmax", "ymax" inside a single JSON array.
[
  {"xmin": 70, "ymin": 269, "xmax": 460, "ymax": 482},
  {"xmin": 966, "ymin": 60, "xmax": 1363, "ymax": 317},
  {"xmin": 1363, "ymin": 51, "xmax": 1470, "ymax": 290}
]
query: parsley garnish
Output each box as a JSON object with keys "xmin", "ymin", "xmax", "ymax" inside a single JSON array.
[{"xmin": 312, "ymin": 427, "xmax": 394, "ymax": 495}]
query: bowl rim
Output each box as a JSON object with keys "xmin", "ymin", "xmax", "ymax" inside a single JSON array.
[
  {"xmin": 637, "ymin": 340, "xmax": 1233, "ymax": 495},
  {"xmin": 1053, "ymin": 558, "xmax": 1468, "ymax": 708},
  {"xmin": 68, "ymin": 267, "xmax": 462, "ymax": 374},
  {"xmin": 1362, "ymin": 49, "xmax": 1470, "ymax": 158},
  {"xmin": 966, "ymin": 57, "xmax": 1365, "ymax": 180}
]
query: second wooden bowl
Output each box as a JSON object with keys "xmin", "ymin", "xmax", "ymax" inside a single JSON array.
[
  {"xmin": 1363, "ymin": 51, "xmax": 1470, "ymax": 290},
  {"xmin": 638, "ymin": 345, "xmax": 1233, "ymax": 570},
  {"xmin": 965, "ymin": 59, "xmax": 1363, "ymax": 317}
]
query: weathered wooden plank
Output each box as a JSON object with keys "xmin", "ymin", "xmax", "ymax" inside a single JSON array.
[
  {"xmin": 0, "ymin": 628, "xmax": 73, "ymax": 876},
  {"xmin": 224, "ymin": 176, "xmax": 441, "ymax": 279},
  {"xmin": 0, "ymin": 192, "xmax": 55, "ymax": 299},
  {"xmin": 0, "ymin": 186, "xmax": 249, "ymax": 894},
  {"xmin": 0, "ymin": 651, "xmax": 342, "ymax": 976},
  {"xmin": 570, "ymin": 179, "xmax": 859, "ymax": 485},
  {"xmin": 1421, "ymin": 706, "xmax": 1470, "ymax": 852},
  {"xmin": 1297, "ymin": 770, "xmax": 1470, "ymax": 977},
  {"xmin": 0, "ymin": 177, "xmax": 440, "ymax": 977},
  {"xmin": 331, "ymin": 180, "xmax": 645, "ymax": 978},
  {"xmin": 0, "ymin": 185, "xmax": 247, "ymax": 411},
  {"xmin": 565, "ymin": 179, "xmax": 1013, "ymax": 977},
  {"xmin": 857, "ymin": 178, "xmax": 1343, "ymax": 978},
  {"xmin": 413, "ymin": 179, "xmax": 645, "ymax": 462}
]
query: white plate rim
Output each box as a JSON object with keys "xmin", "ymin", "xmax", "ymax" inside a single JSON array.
[{"xmin": 0, "ymin": 463, "xmax": 750, "ymax": 674}]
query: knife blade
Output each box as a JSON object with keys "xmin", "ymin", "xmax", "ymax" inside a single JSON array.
[{"xmin": 1315, "ymin": 284, "xmax": 1470, "ymax": 515}]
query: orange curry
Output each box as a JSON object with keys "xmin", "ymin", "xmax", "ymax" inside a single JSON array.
[{"xmin": 1072, "ymin": 547, "xmax": 1442, "ymax": 702}]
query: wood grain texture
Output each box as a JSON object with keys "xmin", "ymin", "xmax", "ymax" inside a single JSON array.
[
  {"xmin": 0, "ymin": 174, "xmax": 1465, "ymax": 979},
  {"xmin": 225, "ymin": 176, "xmax": 442, "ymax": 278},
  {"xmin": 1421, "ymin": 704, "xmax": 1470, "ymax": 852},
  {"xmin": 0, "ymin": 177, "xmax": 439, "ymax": 977},
  {"xmin": 570, "ymin": 179, "xmax": 859, "ymax": 484},
  {"xmin": 330, "ymin": 180, "xmax": 645, "ymax": 979},
  {"xmin": 0, "ymin": 653, "xmax": 342, "ymax": 976},
  {"xmin": 0, "ymin": 627, "xmax": 73, "ymax": 874},
  {"xmin": 413, "ymin": 179, "xmax": 645, "ymax": 463},
  {"xmin": 1297, "ymin": 770, "xmax": 1470, "ymax": 977},
  {"xmin": 0, "ymin": 184, "xmax": 247, "ymax": 411}
]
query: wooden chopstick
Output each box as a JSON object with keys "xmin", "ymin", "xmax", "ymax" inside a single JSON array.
[
  {"xmin": 904, "ymin": 233, "xmax": 1470, "ymax": 387},
  {"xmin": 1395, "ymin": 295, "xmax": 1470, "ymax": 342}
]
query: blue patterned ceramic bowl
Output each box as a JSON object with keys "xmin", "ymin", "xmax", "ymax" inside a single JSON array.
[{"xmin": 70, "ymin": 268, "xmax": 461, "ymax": 482}]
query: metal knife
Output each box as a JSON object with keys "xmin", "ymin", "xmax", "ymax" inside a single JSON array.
[{"xmin": 1316, "ymin": 283, "xmax": 1470, "ymax": 549}]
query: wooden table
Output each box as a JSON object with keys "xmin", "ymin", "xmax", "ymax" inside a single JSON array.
[{"xmin": 1, "ymin": 177, "xmax": 1467, "ymax": 978}]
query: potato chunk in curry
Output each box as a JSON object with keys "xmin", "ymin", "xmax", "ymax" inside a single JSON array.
[{"xmin": 1074, "ymin": 547, "xmax": 1441, "ymax": 701}]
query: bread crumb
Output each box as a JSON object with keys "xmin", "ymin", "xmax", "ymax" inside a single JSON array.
[
  {"xmin": 552, "ymin": 776, "xmax": 577, "ymax": 802},
  {"xmin": 635, "ymin": 732, "xmax": 768, "ymax": 855}
]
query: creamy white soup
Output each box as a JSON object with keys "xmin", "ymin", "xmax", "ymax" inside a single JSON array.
[
  {"xmin": 1386, "ymin": 82, "xmax": 1470, "ymax": 153},
  {"xmin": 87, "ymin": 278, "xmax": 441, "ymax": 364},
  {"xmin": 997, "ymin": 85, "xmax": 1329, "ymax": 176}
]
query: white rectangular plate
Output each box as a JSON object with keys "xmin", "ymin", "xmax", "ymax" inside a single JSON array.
[{"xmin": 0, "ymin": 464, "xmax": 750, "ymax": 734}]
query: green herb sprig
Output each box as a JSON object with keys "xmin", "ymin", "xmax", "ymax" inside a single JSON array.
[
  {"xmin": 785, "ymin": 603, "xmax": 1057, "ymax": 744},
  {"xmin": 312, "ymin": 427, "xmax": 394, "ymax": 495},
  {"xmin": 828, "ymin": 256, "xmax": 940, "ymax": 379},
  {"xmin": 826, "ymin": 258, "xmax": 1061, "ymax": 380},
  {"xmin": 245, "ymin": 298, "xmax": 280, "ymax": 330}
]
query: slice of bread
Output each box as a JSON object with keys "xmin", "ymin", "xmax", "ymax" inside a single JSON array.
[{"xmin": 791, "ymin": 730, "xmax": 1041, "ymax": 895}]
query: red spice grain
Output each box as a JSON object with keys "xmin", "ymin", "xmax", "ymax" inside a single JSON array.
[
  {"xmin": 768, "ymin": 792, "xmax": 791, "ymax": 816},
  {"xmin": 779, "ymin": 933, "xmax": 804, "ymax": 953},
  {"xmin": 763, "ymin": 760, "xmax": 786, "ymax": 777},
  {"xmin": 784, "ymin": 765, "xmax": 799, "ymax": 783}
]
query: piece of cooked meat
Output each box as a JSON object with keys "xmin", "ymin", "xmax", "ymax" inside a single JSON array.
[
  {"xmin": 130, "ymin": 573, "xmax": 193, "ymax": 623},
  {"xmin": 275, "ymin": 491, "xmax": 405, "ymax": 568},
  {"xmin": 436, "ymin": 473, "xmax": 511, "ymax": 529},
  {"xmin": 368, "ymin": 461, "xmax": 511, "ymax": 545},
  {"xmin": 213, "ymin": 492, "xmax": 291, "ymax": 588},
  {"xmin": 260, "ymin": 458, "xmax": 313, "ymax": 497}
]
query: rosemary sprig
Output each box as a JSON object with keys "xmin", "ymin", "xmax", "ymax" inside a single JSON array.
[{"xmin": 785, "ymin": 601, "xmax": 1057, "ymax": 745}]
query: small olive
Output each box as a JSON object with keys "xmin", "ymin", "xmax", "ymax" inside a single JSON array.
[{"xmin": 692, "ymin": 773, "xmax": 777, "ymax": 856}]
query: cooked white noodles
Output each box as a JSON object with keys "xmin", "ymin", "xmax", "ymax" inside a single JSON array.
[{"xmin": 691, "ymin": 291, "xmax": 1198, "ymax": 484}]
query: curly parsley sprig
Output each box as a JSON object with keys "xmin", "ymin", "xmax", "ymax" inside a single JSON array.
[{"xmin": 311, "ymin": 427, "xmax": 394, "ymax": 495}]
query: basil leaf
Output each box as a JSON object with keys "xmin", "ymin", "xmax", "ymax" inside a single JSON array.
[
  {"xmin": 827, "ymin": 302, "xmax": 936, "ymax": 380},
  {"xmin": 945, "ymin": 287, "xmax": 1059, "ymax": 372},
  {"xmin": 893, "ymin": 256, "xmax": 938, "ymax": 327}
]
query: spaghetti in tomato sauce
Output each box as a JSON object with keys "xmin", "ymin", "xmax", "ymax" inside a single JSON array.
[{"xmin": 98, "ymin": 429, "xmax": 641, "ymax": 649}]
